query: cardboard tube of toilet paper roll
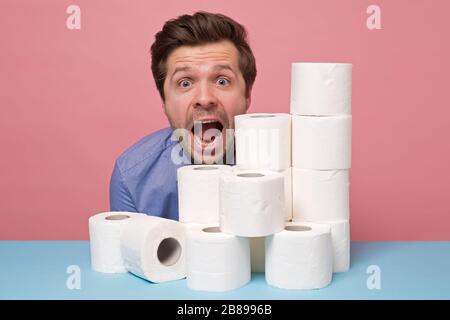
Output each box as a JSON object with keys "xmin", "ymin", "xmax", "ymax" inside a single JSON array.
[
  {"xmin": 120, "ymin": 215, "xmax": 186, "ymax": 283},
  {"xmin": 290, "ymin": 63, "xmax": 352, "ymax": 116},
  {"xmin": 235, "ymin": 113, "xmax": 291, "ymax": 171},
  {"xmin": 292, "ymin": 115, "xmax": 352, "ymax": 169},
  {"xmin": 88, "ymin": 211, "xmax": 143, "ymax": 273},
  {"xmin": 178, "ymin": 165, "xmax": 233, "ymax": 224},
  {"xmin": 265, "ymin": 222, "xmax": 333, "ymax": 289},
  {"xmin": 186, "ymin": 225, "xmax": 251, "ymax": 292},
  {"xmin": 233, "ymin": 166, "xmax": 292, "ymax": 221},
  {"xmin": 220, "ymin": 171, "xmax": 285, "ymax": 237},
  {"xmin": 292, "ymin": 168, "xmax": 349, "ymax": 221}
]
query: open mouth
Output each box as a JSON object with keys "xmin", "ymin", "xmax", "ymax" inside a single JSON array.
[{"xmin": 191, "ymin": 119, "xmax": 224, "ymax": 147}]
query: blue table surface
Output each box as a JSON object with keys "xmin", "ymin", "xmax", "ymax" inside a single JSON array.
[{"xmin": 0, "ymin": 241, "xmax": 449, "ymax": 300}]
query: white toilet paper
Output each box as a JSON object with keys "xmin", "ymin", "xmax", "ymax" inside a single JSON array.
[
  {"xmin": 120, "ymin": 215, "xmax": 186, "ymax": 283},
  {"xmin": 292, "ymin": 168, "xmax": 349, "ymax": 221},
  {"xmin": 186, "ymin": 225, "xmax": 251, "ymax": 292},
  {"xmin": 235, "ymin": 113, "xmax": 291, "ymax": 171},
  {"xmin": 293, "ymin": 219, "xmax": 350, "ymax": 273},
  {"xmin": 323, "ymin": 220, "xmax": 350, "ymax": 273},
  {"xmin": 177, "ymin": 165, "xmax": 232, "ymax": 224},
  {"xmin": 233, "ymin": 166, "xmax": 292, "ymax": 221},
  {"xmin": 89, "ymin": 211, "xmax": 143, "ymax": 273},
  {"xmin": 265, "ymin": 222, "xmax": 333, "ymax": 289},
  {"xmin": 250, "ymin": 237, "xmax": 265, "ymax": 272},
  {"xmin": 290, "ymin": 62, "xmax": 352, "ymax": 115},
  {"xmin": 292, "ymin": 115, "xmax": 352, "ymax": 169},
  {"xmin": 220, "ymin": 171, "xmax": 285, "ymax": 237}
]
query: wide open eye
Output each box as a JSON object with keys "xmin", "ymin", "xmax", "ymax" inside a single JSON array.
[
  {"xmin": 216, "ymin": 77, "xmax": 230, "ymax": 86},
  {"xmin": 179, "ymin": 79, "xmax": 192, "ymax": 88}
]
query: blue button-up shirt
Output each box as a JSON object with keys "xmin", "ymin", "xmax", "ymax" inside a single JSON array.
[{"xmin": 109, "ymin": 127, "xmax": 186, "ymax": 220}]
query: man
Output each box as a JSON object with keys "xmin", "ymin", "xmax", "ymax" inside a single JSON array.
[{"xmin": 109, "ymin": 12, "xmax": 257, "ymax": 219}]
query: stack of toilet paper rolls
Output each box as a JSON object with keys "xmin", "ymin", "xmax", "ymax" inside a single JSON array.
[
  {"xmin": 291, "ymin": 62, "xmax": 352, "ymax": 273},
  {"xmin": 179, "ymin": 165, "xmax": 289, "ymax": 291},
  {"xmin": 234, "ymin": 113, "xmax": 292, "ymax": 273},
  {"xmin": 178, "ymin": 164, "xmax": 252, "ymax": 291},
  {"xmin": 88, "ymin": 61, "xmax": 352, "ymax": 292},
  {"xmin": 178, "ymin": 163, "xmax": 334, "ymax": 291}
]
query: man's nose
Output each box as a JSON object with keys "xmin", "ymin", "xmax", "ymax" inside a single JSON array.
[{"xmin": 193, "ymin": 83, "xmax": 218, "ymax": 109}]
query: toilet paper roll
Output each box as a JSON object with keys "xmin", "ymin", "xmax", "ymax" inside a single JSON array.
[
  {"xmin": 178, "ymin": 165, "xmax": 232, "ymax": 224},
  {"xmin": 292, "ymin": 168, "xmax": 349, "ymax": 221},
  {"xmin": 186, "ymin": 225, "xmax": 251, "ymax": 292},
  {"xmin": 250, "ymin": 237, "xmax": 265, "ymax": 272},
  {"xmin": 235, "ymin": 113, "xmax": 291, "ymax": 171},
  {"xmin": 293, "ymin": 219, "xmax": 350, "ymax": 273},
  {"xmin": 120, "ymin": 215, "xmax": 186, "ymax": 283},
  {"xmin": 292, "ymin": 115, "xmax": 352, "ymax": 169},
  {"xmin": 220, "ymin": 171, "xmax": 285, "ymax": 237},
  {"xmin": 89, "ymin": 211, "xmax": 143, "ymax": 273},
  {"xmin": 233, "ymin": 166, "xmax": 292, "ymax": 221},
  {"xmin": 323, "ymin": 220, "xmax": 350, "ymax": 273},
  {"xmin": 265, "ymin": 222, "xmax": 333, "ymax": 289},
  {"xmin": 290, "ymin": 63, "xmax": 352, "ymax": 115}
]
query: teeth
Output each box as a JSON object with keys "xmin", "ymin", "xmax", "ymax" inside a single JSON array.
[{"xmin": 194, "ymin": 119, "xmax": 219, "ymax": 124}]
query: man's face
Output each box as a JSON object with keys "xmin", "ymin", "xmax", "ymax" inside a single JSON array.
[{"xmin": 163, "ymin": 40, "xmax": 251, "ymax": 164}]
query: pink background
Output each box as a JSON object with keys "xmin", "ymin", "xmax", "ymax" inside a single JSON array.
[{"xmin": 1, "ymin": 0, "xmax": 449, "ymax": 240}]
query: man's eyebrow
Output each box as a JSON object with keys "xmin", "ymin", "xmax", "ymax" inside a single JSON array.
[
  {"xmin": 170, "ymin": 64, "xmax": 235, "ymax": 80},
  {"xmin": 171, "ymin": 66, "xmax": 192, "ymax": 79}
]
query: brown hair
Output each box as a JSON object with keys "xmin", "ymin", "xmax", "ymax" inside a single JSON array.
[{"xmin": 150, "ymin": 11, "xmax": 257, "ymax": 101}]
